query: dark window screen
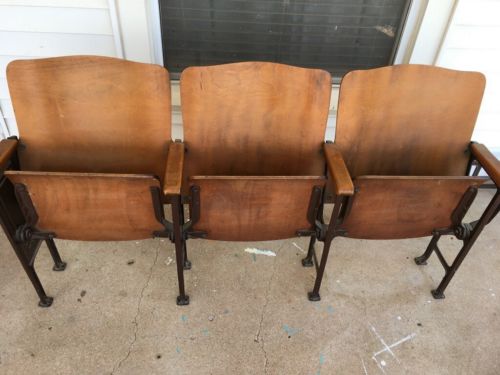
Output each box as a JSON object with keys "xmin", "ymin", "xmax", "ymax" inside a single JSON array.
[{"xmin": 159, "ymin": 0, "xmax": 410, "ymax": 78}]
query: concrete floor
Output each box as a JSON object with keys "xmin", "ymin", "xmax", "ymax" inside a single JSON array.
[{"xmin": 0, "ymin": 190, "xmax": 499, "ymax": 375}]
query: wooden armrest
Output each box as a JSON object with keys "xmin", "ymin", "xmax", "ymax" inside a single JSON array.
[
  {"xmin": 471, "ymin": 142, "xmax": 500, "ymax": 187},
  {"xmin": 163, "ymin": 141, "xmax": 185, "ymax": 195},
  {"xmin": 323, "ymin": 142, "xmax": 354, "ymax": 196},
  {"xmin": 0, "ymin": 138, "xmax": 18, "ymax": 170}
]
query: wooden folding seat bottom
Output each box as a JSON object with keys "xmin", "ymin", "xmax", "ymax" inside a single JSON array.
[
  {"xmin": 4, "ymin": 171, "xmax": 164, "ymax": 241},
  {"xmin": 340, "ymin": 176, "xmax": 487, "ymax": 239},
  {"xmin": 189, "ymin": 176, "xmax": 326, "ymax": 241}
]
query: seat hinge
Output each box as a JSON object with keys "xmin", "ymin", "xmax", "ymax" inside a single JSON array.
[{"xmin": 13, "ymin": 183, "xmax": 56, "ymax": 243}]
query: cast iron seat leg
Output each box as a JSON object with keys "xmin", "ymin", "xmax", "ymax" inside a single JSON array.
[
  {"xmin": 301, "ymin": 235, "xmax": 316, "ymax": 267},
  {"xmin": 182, "ymin": 242, "xmax": 191, "ymax": 270},
  {"xmin": 32, "ymin": 273, "xmax": 54, "ymax": 307},
  {"xmin": 432, "ymin": 227, "xmax": 489, "ymax": 300},
  {"xmin": 1, "ymin": 178, "xmax": 54, "ymax": 307},
  {"xmin": 414, "ymin": 233, "xmax": 441, "ymax": 265},
  {"xmin": 15, "ymin": 255, "xmax": 53, "ymax": 307},
  {"xmin": 431, "ymin": 288, "xmax": 445, "ymax": 300},
  {"xmin": 307, "ymin": 196, "xmax": 345, "ymax": 302},
  {"xmin": 46, "ymin": 238, "xmax": 67, "ymax": 271},
  {"xmin": 179, "ymin": 205, "xmax": 191, "ymax": 270},
  {"xmin": 302, "ymin": 191, "xmax": 323, "ymax": 267},
  {"xmin": 307, "ymin": 238, "xmax": 333, "ymax": 301},
  {"xmin": 427, "ymin": 192, "xmax": 499, "ymax": 299},
  {"xmin": 179, "ymin": 200, "xmax": 191, "ymax": 270},
  {"xmin": 172, "ymin": 196, "xmax": 189, "ymax": 305}
]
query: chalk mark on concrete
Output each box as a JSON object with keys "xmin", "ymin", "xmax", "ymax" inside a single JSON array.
[
  {"xmin": 367, "ymin": 323, "xmax": 417, "ymax": 374},
  {"xmin": 292, "ymin": 242, "xmax": 305, "ymax": 253},
  {"xmin": 245, "ymin": 248, "xmax": 276, "ymax": 257},
  {"xmin": 372, "ymin": 333, "xmax": 416, "ymax": 358},
  {"xmin": 361, "ymin": 357, "xmax": 369, "ymax": 375}
]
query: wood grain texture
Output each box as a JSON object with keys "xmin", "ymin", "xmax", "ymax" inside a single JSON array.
[
  {"xmin": 181, "ymin": 62, "xmax": 332, "ymax": 180},
  {"xmin": 7, "ymin": 56, "xmax": 171, "ymax": 180},
  {"xmin": 334, "ymin": 65, "xmax": 485, "ymax": 177},
  {"xmin": 5, "ymin": 171, "xmax": 164, "ymax": 241},
  {"xmin": 0, "ymin": 139, "xmax": 17, "ymax": 170},
  {"xmin": 163, "ymin": 141, "xmax": 185, "ymax": 195},
  {"xmin": 471, "ymin": 143, "xmax": 500, "ymax": 187},
  {"xmin": 323, "ymin": 142, "xmax": 353, "ymax": 196},
  {"xmin": 190, "ymin": 176, "xmax": 325, "ymax": 241},
  {"xmin": 340, "ymin": 176, "xmax": 486, "ymax": 239}
]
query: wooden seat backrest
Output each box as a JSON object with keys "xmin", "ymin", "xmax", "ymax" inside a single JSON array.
[
  {"xmin": 181, "ymin": 62, "xmax": 332, "ymax": 177},
  {"xmin": 7, "ymin": 56, "xmax": 171, "ymax": 180},
  {"xmin": 334, "ymin": 65, "xmax": 486, "ymax": 177},
  {"xmin": 4, "ymin": 171, "xmax": 164, "ymax": 241}
]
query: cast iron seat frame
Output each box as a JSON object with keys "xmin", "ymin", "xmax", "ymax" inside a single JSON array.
[{"xmin": 0, "ymin": 137, "xmax": 185, "ymax": 307}]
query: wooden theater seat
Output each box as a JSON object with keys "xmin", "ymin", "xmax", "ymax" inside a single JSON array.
[
  {"xmin": 303, "ymin": 65, "xmax": 499, "ymax": 301},
  {"xmin": 171, "ymin": 62, "xmax": 333, "ymax": 304},
  {"xmin": 0, "ymin": 56, "xmax": 182, "ymax": 307}
]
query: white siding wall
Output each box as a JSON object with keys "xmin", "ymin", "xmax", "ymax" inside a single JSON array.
[
  {"xmin": 1, "ymin": 0, "xmax": 499, "ymax": 150},
  {"xmin": 436, "ymin": 0, "xmax": 500, "ymax": 155},
  {"xmin": 0, "ymin": 0, "xmax": 122, "ymax": 138}
]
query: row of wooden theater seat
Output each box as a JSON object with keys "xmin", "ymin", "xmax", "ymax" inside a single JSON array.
[{"xmin": 0, "ymin": 56, "xmax": 498, "ymax": 307}]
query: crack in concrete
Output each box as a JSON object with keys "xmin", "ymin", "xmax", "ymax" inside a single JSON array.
[
  {"xmin": 111, "ymin": 247, "xmax": 160, "ymax": 375},
  {"xmin": 254, "ymin": 242, "xmax": 284, "ymax": 375}
]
